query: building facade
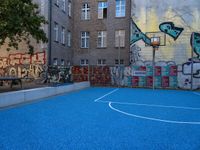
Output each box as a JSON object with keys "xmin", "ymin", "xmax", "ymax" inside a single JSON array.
[
  {"xmin": 72, "ymin": 0, "xmax": 131, "ymax": 66},
  {"xmin": 49, "ymin": 0, "xmax": 73, "ymax": 66}
]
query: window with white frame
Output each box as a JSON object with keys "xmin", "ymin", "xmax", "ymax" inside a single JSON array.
[
  {"xmin": 68, "ymin": 0, "xmax": 72, "ymax": 17},
  {"xmin": 115, "ymin": 30, "xmax": 125, "ymax": 47},
  {"xmin": 61, "ymin": 26, "xmax": 65, "ymax": 44},
  {"xmin": 53, "ymin": 58, "xmax": 58, "ymax": 66},
  {"xmin": 97, "ymin": 59, "xmax": 106, "ymax": 66},
  {"xmin": 116, "ymin": 0, "xmax": 126, "ymax": 17},
  {"xmin": 54, "ymin": 22, "xmax": 59, "ymax": 42},
  {"xmin": 67, "ymin": 30, "xmax": 71, "ymax": 47},
  {"xmin": 81, "ymin": 3, "xmax": 90, "ymax": 20},
  {"xmin": 80, "ymin": 59, "xmax": 89, "ymax": 66},
  {"xmin": 61, "ymin": 0, "xmax": 66, "ymax": 12},
  {"xmin": 61, "ymin": 59, "xmax": 65, "ymax": 65},
  {"xmin": 97, "ymin": 31, "xmax": 107, "ymax": 48},
  {"xmin": 98, "ymin": 1, "xmax": 107, "ymax": 19},
  {"xmin": 81, "ymin": 31, "xmax": 89, "ymax": 48},
  {"xmin": 115, "ymin": 59, "xmax": 124, "ymax": 65}
]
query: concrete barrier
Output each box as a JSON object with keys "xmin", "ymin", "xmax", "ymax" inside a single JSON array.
[
  {"xmin": 0, "ymin": 82, "xmax": 90, "ymax": 108},
  {"xmin": 55, "ymin": 84, "xmax": 75, "ymax": 95},
  {"xmin": 0, "ymin": 91, "xmax": 25, "ymax": 108},
  {"xmin": 24, "ymin": 87, "xmax": 56, "ymax": 102}
]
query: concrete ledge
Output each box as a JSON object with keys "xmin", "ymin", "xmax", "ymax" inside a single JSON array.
[
  {"xmin": 0, "ymin": 81, "xmax": 90, "ymax": 108},
  {"xmin": 0, "ymin": 91, "xmax": 25, "ymax": 108},
  {"xmin": 24, "ymin": 87, "xmax": 56, "ymax": 102}
]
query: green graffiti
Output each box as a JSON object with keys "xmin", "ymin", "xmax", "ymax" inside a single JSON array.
[
  {"xmin": 159, "ymin": 22, "xmax": 184, "ymax": 40},
  {"xmin": 191, "ymin": 32, "xmax": 200, "ymax": 59},
  {"xmin": 130, "ymin": 20, "xmax": 151, "ymax": 45}
]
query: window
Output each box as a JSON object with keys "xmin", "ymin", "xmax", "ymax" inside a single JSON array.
[
  {"xmin": 81, "ymin": 3, "xmax": 90, "ymax": 20},
  {"xmin": 97, "ymin": 59, "xmax": 106, "ymax": 66},
  {"xmin": 81, "ymin": 31, "xmax": 89, "ymax": 48},
  {"xmin": 97, "ymin": 31, "xmax": 107, "ymax": 48},
  {"xmin": 66, "ymin": 60, "xmax": 71, "ymax": 66},
  {"xmin": 116, "ymin": 0, "xmax": 126, "ymax": 17},
  {"xmin": 61, "ymin": 26, "xmax": 65, "ymax": 44},
  {"xmin": 54, "ymin": 22, "xmax": 59, "ymax": 42},
  {"xmin": 55, "ymin": 0, "xmax": 59, "ymax": 6},
  {"xmin": 115, "ymin": 59, "xmax": 124, "ymax": 65},
  {"xmin": 53, "ymin": 58, "xmax": 58, "ymax": 66},
  {"xmin": 115, "ymin": 30, "xmax": 125, "ymax": 47},
  {"xmin": 61, "ymin": 59, "xmax": 65, "ymax": 65},
  {"xmin": 61, "ymin": 0, "xmax": 66, "ymax": 12},
  {"xmin": 67, "ymin": 31, "xmax": 71, "ymax": 47},
  {"xmin": 80, "ymin": 59, "xmax": 89, "ymax": 66},
  {"xmin": 98, "ymin": 2, "xmax": 107, "ymax": 19},
  {"xmin": 68, "ymin": 0, "xmax": 72, "ymax": 17}
]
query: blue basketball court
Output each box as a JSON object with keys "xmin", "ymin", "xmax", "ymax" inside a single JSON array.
[{"xmin": 0, "ymin": 87, "xmax": 200, "ymax": 149}]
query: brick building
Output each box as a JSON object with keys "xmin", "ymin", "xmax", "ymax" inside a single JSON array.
[
  {"xmin": 72, "ymin": 0, "xmax": 131, "ymax": 66},
  {"xmin": 49, "ymin": 0, "xmax": 73, "ymax": 66}
]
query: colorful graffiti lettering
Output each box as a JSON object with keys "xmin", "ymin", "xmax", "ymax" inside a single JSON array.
[
  {"xmin": 130, "ymin": 20, "xmax": 151, "ymax": 45},
  {"xmin": 0, "ymin": 51, "xmax": 46, "ymax": 78},
  {"xmin": 159, "ymin": 22, "xmax": 184, "ymax": 40},
  {"xmin": 191, "ymin": 32, "xmax": 200, "ymax": 59}
]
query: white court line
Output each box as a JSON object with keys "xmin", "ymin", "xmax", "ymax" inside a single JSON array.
[
  {"xmin": 94, "ymin": 88, "xmax": 119, "ymax": 102},
  {"xmin": 98, "ymin": 100, "xmax": 200, "ymax": 110},
  {"xmin": 193, "ymin": 92, "xmax": 200, "ymax": 96},
  {"xmin": 109, "ymin": 102, "xmax": 200, "ymax": 125}
]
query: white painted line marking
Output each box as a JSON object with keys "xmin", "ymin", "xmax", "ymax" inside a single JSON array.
[
  {"xmin": 109, "ymin": 102, "xmax": 200, "ymax": 125},
  {"xmin": 98, "ymin": 100, "xmax": 200, "ymax": 110},
  {"xmin": 94, "ymin": 88, "xmax": 119, "ymax": 102},
  {"xmin": 193, "ymin": 92, "xmax": 200, "ymax": 96}
]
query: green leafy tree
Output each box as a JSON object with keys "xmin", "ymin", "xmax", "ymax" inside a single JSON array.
[{"xmin": 0, "ymin": 0, "xmax": 48, "ymax": 54}]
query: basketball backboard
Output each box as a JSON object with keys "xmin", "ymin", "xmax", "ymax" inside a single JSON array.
[{"xmin": 145, "ymin": 31, "xmax": 166, "ymax": 47}]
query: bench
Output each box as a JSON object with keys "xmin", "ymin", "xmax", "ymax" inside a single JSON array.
[{"xmin": 0, "ymin": 77, "xmax": 22, "ymax": 88}]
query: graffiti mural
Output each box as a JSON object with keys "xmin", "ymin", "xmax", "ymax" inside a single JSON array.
[
  {"xmin": 191, "ymin": 32, "xmax": 200, "ymax": 59},
  {"xmin": 129, "ymin": 44, "xmax": 143, "ymax": 64},
  {"xmin": 47, "ymin": 66, "xmax": 72, "ymax": 83},
  {"xmin": 130, "ymin": 20, "xmax": 151, "ymax": 45},
  {"xmin": 72, "ymin": 66, "xmax": 111, "ymax": 86},
  {"xmin": 0, "ymin": 51, "xmax": 46, "ymax": 78},
  {"xmin": 109, "ymin": 63, "xmax": 177, "ymax": 88},
  {"xmin": 130, "ymin": 0, "xmax": 200, "ymax": 90},
  {"xmin": 159, "ymin": 22, "xmax": 184, "ymax": 40}
]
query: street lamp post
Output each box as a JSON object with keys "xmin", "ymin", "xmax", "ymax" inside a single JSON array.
[{"xmin": 48, "ymin": 0, "xmax": 52, "ymax": 66}]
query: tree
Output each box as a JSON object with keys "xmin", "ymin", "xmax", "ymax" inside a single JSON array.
[{"xmin": 0, "ymin": 0, "xmax": 48, "ymax": 54}]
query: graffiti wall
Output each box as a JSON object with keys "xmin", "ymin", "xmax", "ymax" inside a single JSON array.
[
  {"xmin": 0, "ymin": 51, "xmax": 46, "ymax": 78},
  {"xmin": 47, "ymin": 66, "xmax": 72, "ymax": 83},
  {"xmin": 72, "ymin": 66, "xmax": 111, "ymax": 86},
  {"xmin": 110, "ymin": 63, "xmax": 177, "ymax": 88},
  {"xmin": 0, "ymin": 51, "xmax": 73, "ymax": 84},
  {"xmin": 131, "ymin": 0, "xmax": 200, "ymax": 89}
]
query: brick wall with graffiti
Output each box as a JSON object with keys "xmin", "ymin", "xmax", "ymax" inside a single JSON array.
[
  {"xmin": 0, "ymin": 51, "xmax": 72, "ymax": 84},
  {"xmin": 110, "ymin": 64, "xmax": 177, "ymax": 88},
  {"xmin": 0, "ymin": 51, "xmax": 46, "ymax": 78},
  {"xmin": 72, "ymin": 66, "xmax": 111, "ymax": 86}
]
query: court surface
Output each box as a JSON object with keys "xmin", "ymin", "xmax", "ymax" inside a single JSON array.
[{"xmin": 0, "ymin": 87, "xmax": 200, "ymax": 150}]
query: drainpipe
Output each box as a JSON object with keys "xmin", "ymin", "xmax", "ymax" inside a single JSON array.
[{"xmin": 48, "ymin": 0, "xmax": 52, "ymax": 65}]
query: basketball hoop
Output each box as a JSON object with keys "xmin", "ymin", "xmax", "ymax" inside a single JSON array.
[{"xmin": 150, "ymin": 37, "xmax": 160, "ymax": 49}]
